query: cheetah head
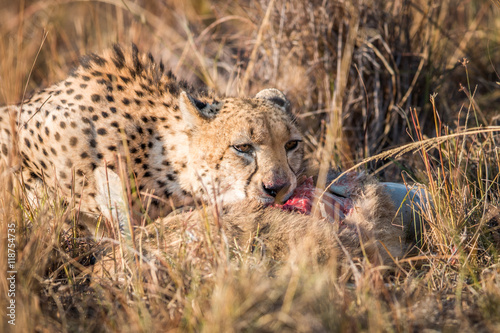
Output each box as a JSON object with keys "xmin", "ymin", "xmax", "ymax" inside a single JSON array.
[{"xmin": 179, "ymin": 88, "xmax": 305, "ymax": 206}]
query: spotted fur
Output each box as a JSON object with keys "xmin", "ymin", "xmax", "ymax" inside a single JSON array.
[{"xmin": 0, "ymin": 45, "xmax": 305, "ymax": 219}]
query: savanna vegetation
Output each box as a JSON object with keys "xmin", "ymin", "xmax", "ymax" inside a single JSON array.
[{"xmin": 1, "ymin": 0, "xmax": 500, "ymax": 331}]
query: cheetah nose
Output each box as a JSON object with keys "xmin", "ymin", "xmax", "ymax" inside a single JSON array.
[{"xmin": 262, "ymin": 181, "xmax": 290, "ymax": 198}]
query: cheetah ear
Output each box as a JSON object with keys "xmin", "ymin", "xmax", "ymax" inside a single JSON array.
[
  {"xmin": 255, "ymin": 88, "xmax": 290, "ymax": 112},
  {"xmin": 179, "ymin": 91, "xmax": 220, "ymax": 129}
]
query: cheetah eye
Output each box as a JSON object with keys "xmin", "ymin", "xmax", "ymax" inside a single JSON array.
[
  {"xmin": 232, "ymin": 144, "xmax": 253, "ymax": 154},
  {"xmin": 285, "ymin": 140, "xmax": 301, "ymax": 151}
]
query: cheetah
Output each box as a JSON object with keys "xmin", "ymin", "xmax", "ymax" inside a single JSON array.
[{"xmin": 0, "ymin": 44, "xmax": 304, "ymax": 220}]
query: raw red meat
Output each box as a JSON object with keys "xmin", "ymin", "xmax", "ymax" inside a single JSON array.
[{"xmin": 273, "ymin": 177, "xmax": 353, "ymax": 223}]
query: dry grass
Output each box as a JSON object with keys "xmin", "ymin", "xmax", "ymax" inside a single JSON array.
[{"xmin": 1, "ymin": 0, "xmax": 500, "ymax": 331}]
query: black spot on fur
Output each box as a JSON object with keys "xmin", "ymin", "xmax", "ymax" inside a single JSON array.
[
  {"xmin": 69, "ymin": 137, "xmax": 78, "ymax": 146},
  {"xmin": 179, "ymin": 80, "xmax": 189, "ymax": 90},
  {"xmin": 119, "ymin": 75, "xmax": 130, "ymax": 83},
  {"xmin": 97, "ymin": 128, "xmax": 107, "ymax": 135},
  {"xmin": 147, "ymin": 52, "xmax": 154, "ymax": 64},
  {"xmin": 80, "ymin": 56, "xmax": 92, "ymax": 69},
  {"xmin": 132, "ymin": 44, "xmax": 142, "ymax": 74},
  {"xmin": 165, "ymin": 82, "xmax": 178, "ymax": 95},
  {"xmin": 80, "ymin": 53, "xmax": 107, "ymax": 69},
  {"xmin": 2, "ymin": 143, "xmax": 9, "ymax": 156},
  {"xmin": 112, "ymin": 44, "xmax": 125, "ymax": 69},
  {"xmin": 91, "ymin": 94, "xmax": 101, "ymax": 103}
]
